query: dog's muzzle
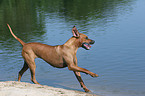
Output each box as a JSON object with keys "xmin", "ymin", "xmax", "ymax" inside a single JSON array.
[
  {"xmin": 90, "ymin": 40, "xmax": 95, "ymax": 44},
  {"xmin": 82, "ymin": 40, "xmax": 95, "ymax": 50}
]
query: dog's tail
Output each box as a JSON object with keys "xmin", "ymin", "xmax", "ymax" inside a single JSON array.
[{"xmin": 7, "ymin": 24, "xmax": 25, "ymax": 46}]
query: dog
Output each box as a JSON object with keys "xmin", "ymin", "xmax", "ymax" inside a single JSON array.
[{"xmin": 7, "ymin": 24, "xmax": 98, "ymax": 92}]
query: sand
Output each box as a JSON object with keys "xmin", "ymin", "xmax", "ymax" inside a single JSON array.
[{"xmin": 0, "ymin": 81, "xmax": 98, "ymax": 96}]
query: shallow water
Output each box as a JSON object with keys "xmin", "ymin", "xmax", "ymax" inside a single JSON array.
[{"xmin": 0, "ymin": 0, "xmax": 145, "ymax": 96}]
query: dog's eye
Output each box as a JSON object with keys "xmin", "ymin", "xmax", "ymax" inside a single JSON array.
[{"xmin": 86, "ymin": 37, "xmax": 88, "ymax": 39}]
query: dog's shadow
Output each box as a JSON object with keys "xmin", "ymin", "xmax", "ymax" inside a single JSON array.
[
  {"xmin": 54, "ymin": 84, "xmax": 82, "ymax": 92},
  {"xmin": 38, "ymin": 79, "xmax": 82, "ymax": 91}
]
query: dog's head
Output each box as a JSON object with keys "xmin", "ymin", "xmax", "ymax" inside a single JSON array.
[
  {"xmin": 71, "ymin": 26, "xmax": 95, "ymax": 50},
  {"xmin": 78, "ymin": 33, "xmax": 95, "ymax": 50}
]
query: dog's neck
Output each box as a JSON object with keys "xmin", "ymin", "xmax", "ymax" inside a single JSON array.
[{"xmin": 63, "ymin": 37, "xmax": 81, "ymax": 52}]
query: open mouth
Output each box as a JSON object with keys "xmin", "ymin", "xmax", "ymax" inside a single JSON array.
[{"xmin": 82, "ymin": 43, "xmax": 92, "ymax": 50}]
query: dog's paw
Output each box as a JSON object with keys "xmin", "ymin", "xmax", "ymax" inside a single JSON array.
[
  {"xmin": 84, "ymin": 88, "xmax": 91, "ymax": 92},
  {"xmin": 90, "ymin": 73, "xmax": 99, "ymax": 77}
]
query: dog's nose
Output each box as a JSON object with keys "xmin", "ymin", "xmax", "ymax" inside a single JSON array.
[{"xmin": 90, "ymin": 40, "xmax": 95, "ymax": 44}]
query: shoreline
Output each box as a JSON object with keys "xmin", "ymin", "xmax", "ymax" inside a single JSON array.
[{"xmin": 0, "ymin": 81, "xmax": 99, "ymax": 96}]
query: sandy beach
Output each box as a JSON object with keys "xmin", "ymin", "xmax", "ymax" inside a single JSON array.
[{"xmin": 0, "ymin": 81, "xmax": 98, "ymax": 96}]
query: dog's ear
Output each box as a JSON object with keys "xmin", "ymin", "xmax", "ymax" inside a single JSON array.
[{"xmin": 72, "ymin": 26, "xmax": 79, "ymax": 37}]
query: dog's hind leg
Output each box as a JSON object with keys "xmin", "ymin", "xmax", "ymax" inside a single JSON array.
[
  {"xmin": 22, "ymin": 51, "xmax": 39, "ymax": 84},
  {"xmin": 29, "ymin": 61, "xmax": 39, "ymax": 84},
  {"xmin": 18, "ymin": 61, "xmax": 29, "ymax": 81},
  {"xmin": 26, "ymin": 58, "xmax": 39, "ymax": 84}
]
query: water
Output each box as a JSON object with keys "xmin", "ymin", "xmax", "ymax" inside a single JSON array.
[{"xmin": 0, "ymin": 0, "xmax": 145, "ymax": 96}]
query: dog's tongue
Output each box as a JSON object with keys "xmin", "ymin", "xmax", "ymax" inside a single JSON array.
[{"xmin": 84, "ymin": 44, "xmax": 91, "ymax": 49}]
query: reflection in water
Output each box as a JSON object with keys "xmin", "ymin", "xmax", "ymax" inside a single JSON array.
[
  {"xmin": 1, "ymin": 0, "xmax": 145, "ymax": 96},
  {"xmin": 0, "ymin": 0, "xmax": 134, "ymax": 52},
  {"xmin": 0, "ymin": 0, "xmax": 134, "ymax": 38}
]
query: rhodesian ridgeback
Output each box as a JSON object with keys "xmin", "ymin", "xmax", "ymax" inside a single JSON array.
[{"xmin": 7, "ymin": 24, "xmax": 98, "ymax": 92}]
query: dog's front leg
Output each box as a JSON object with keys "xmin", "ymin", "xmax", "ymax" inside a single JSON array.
[
  {"xmin": 74, "ymin": 71, "xmax": 90, "ymax": 92},
  {"xmin": 68, "ymin": 64, "xmax": 98, "ymax": 77},
  {"xmin": 64, "ymin": 55, "xmax": 98, "ymax": 77}
]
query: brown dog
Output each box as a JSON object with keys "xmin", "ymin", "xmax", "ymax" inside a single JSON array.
[{"xmin": 7, "ymin": 24, "xmax": 98, "ymax": 92}]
